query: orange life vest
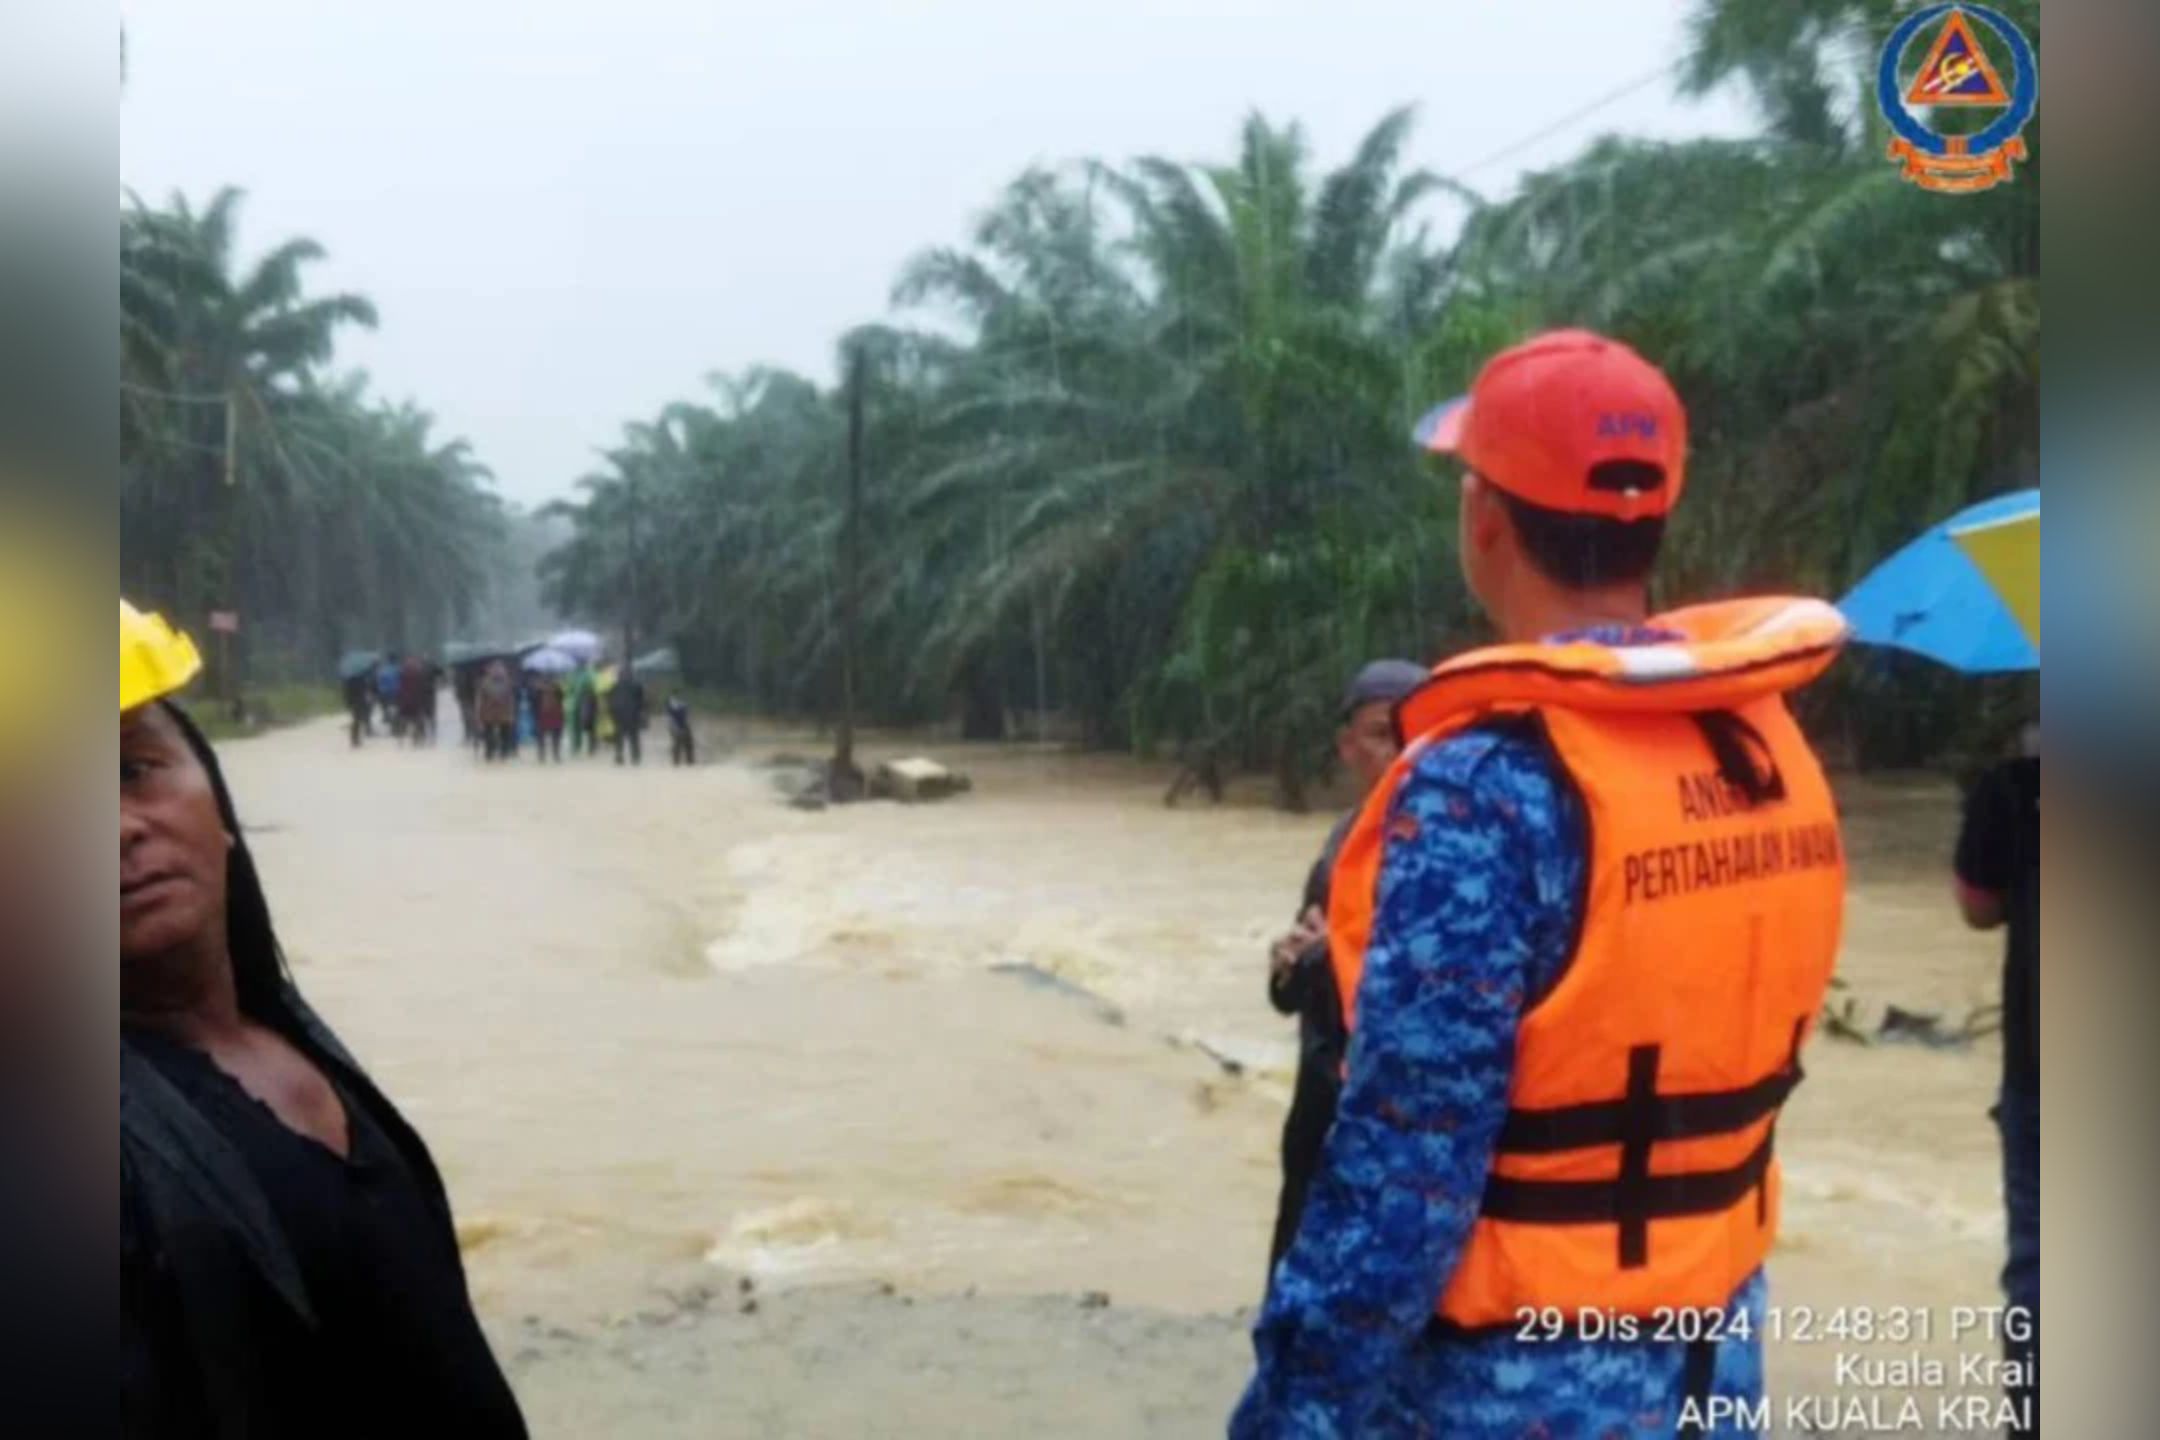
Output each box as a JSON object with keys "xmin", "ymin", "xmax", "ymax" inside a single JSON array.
[{"xmin": 1326, "ymin": 596, "xmax": 1849, "ymax": 1331}]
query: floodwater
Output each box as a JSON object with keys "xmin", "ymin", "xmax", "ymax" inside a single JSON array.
[{"xmin": 219, "ymin": 708, "xmax": 2011, "ymax": 1431}]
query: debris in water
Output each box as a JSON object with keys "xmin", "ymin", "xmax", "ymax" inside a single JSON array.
[
  {"xmin": 1821, "ymin": 992, "xmax": 1999, "ymax": 1049},
  {"xmin": 989, "ymin": 962, "xmax": 1125, "ymax": 1026},
  {"xmin": 765, "ymin": 755, "xmax": 833, "ymax": 808},
  {"xmin": 1877, "ymin": 1005, "xmax": 1949, "ymax": 1046},
  {"xmin": 1169, "ymin": 1030, "xmax": 1247, "ymax": 1077},
  {"xmin": 869, "ymin": 756, "xmax": 973, "ymax": 803}
]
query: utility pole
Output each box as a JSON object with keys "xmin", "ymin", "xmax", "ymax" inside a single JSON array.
[
  {"xmin": 220, "ymin": 390, "xmax": 240, "ymax": 712},
  {"xmin": 1037, "ymin": 317, "xmax": 1057, "ymax": 745},
  {"xmin": 624, "ymin": 473, "xmax": 642, "ymax": 665},
  {"xmin": 1032, "ymin": 599, "xmax": 1048, "ymax": 745},
  {"xmin": 831, "ymin": 343, "xmax": 866, "ymax": 799}
]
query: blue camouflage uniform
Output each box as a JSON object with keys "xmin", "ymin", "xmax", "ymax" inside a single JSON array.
[{"xmin": 1232, "ymin": 626, "xmax": 1767, "ymax": 1439}]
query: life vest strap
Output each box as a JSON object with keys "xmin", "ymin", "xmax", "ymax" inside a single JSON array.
[
  {"xmin": 1481, "ymin": 1018, "xmax": 1808, "ymax": 1271},
  {"xmin": 1479, "ymin": 1130, "xmax": 1775, "ymax": 1227},
  {"xmin": 1494, "ymin": 1063, "xmax": 1802, "ymax": 1155}
]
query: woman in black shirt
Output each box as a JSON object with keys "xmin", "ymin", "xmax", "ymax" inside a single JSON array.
[{"xmin": 121, "ymin": 692, "xmax": 526, "ymax": 1440}]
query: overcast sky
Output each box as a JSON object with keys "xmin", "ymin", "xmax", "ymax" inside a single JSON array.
[{"xmin": 120, "ymin": 1, "xmax": 1756, "ymax": 508}]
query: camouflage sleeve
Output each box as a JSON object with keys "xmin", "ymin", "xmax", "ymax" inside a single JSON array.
[{"xmin": 1231, "ymin": 724, "xmax": 1585, "ymax": 1437}]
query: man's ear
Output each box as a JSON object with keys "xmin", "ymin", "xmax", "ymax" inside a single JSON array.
[{"xmin": 1463, "ymin": 473, "xmax": 1508, "ymax": 557}]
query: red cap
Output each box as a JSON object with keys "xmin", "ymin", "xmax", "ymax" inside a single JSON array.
[{"xmin": 1415, "ymin": 328, "xmax": 1687, "ymax": 520}]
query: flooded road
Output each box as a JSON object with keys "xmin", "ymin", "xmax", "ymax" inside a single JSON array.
[{"xmin": 217, "ymin": 711, "xmax": 2012, "ymax": 1434}]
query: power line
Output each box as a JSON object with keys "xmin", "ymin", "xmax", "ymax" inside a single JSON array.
[
  {"xmin": 1452, "ymin": 59, "xmax": 1684, "ymax": 179},
  {"xmin": 120, "ymin": 380, "xmax": 231, "ymax": 406}
]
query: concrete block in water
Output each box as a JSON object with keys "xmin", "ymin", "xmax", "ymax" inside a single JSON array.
[{"xmin": 869, "ymin": 756, "xmax": 972, "ymax": 803}]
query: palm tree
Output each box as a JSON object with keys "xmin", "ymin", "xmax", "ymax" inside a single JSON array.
[
  {"xmin": 122, "ymin": 189, "xmax": 502, "ymax": 683},
  {"xmin": 543, "ymin": 57, "xmax": 2042, "ymax": 787},
  {"xmin": 121, "ymin": 188, "xmax": 379, "ymax": 685}
]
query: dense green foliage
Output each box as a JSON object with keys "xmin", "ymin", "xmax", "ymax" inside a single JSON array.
[
  {"xmin": 120, "ymin": 187, "xmax": 506, "ymax": 690},
  {"xmin": 544, "ymin": 0, "xmax": 2036, "ymax": 801},
  {"xmin": 579, "ymin": 2, "xmax": 2036, "ymax": 798}
]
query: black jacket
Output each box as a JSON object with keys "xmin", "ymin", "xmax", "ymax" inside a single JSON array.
[
  {"xmin": 1267, "ymin": 811, "xmax": 1354, "ymax": 1072},
  {"xmin": 120, "ymin": 989, "xmax": 518, "ymax": 1440},
  {"xmin": 607, "ymin": 678, "xmax": 647, "ymax": 730}
]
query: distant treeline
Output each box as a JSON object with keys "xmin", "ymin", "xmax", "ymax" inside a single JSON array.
[
  {"xmin": 118, "ymin": 0, "xmax": 2037, "ymax": 789},
  {"xmin": 540, "ymin": 0, "xmax": 2037, "ymax": 803},
  {"xmin": 120, "ymin": 188, "xmax": 511, "ymax": 691}
]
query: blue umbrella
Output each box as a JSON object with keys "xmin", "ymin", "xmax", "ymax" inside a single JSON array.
[{"xmin": 1839, "ymin": 489, "xmax": 2039, "ymax": 673}]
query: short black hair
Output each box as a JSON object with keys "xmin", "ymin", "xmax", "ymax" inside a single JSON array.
[{"xmin": 1495, "ymin": 487, "xmax": 1665, "ymax": 590}]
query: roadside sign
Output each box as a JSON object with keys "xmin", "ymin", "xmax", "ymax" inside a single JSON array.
[{"xmin": 209, "ymin": 611, "xmax": 240, "ymax": 634}]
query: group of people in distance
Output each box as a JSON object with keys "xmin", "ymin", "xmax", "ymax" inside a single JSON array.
[
  {"xmin": 341, "ymin": 653, "xmax": 699, "ymax": 768},
  {"xmin": 342, "ymin": 654, "xmax": 442, "ymax": 748},
  {"xmin": 464, "ymin": 660, "xmax": 697, "ymax": 767}
]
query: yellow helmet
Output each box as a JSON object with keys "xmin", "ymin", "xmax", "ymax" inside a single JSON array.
[{"xmin": 120, "ymin": 599, "xmax": 203, "ymax": 713}]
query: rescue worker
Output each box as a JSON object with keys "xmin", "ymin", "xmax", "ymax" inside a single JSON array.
[
  {"xmin": 120, "ymin": 600, "xmax": 528, "ymax": 1439},
  {"xmin": 1233, "ymin": 331, "xmax": 1849, "ymax": 1437}
]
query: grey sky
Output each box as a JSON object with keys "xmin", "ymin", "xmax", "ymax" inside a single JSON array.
[{"xmin": 121, "ymin": 1, "xmax": 1755, "ymax": 508}]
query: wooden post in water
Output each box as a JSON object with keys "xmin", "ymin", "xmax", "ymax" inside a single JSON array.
[{"xmin": 831, "ymin": 343, "xmax": 866, "ymax": 800}]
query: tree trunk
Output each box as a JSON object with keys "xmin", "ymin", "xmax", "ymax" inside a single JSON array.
[
  {"xmin": 959, "ymin": 655, "xmax": 1006, "ymax": 740},
  {"xmin": 830, "ymin": 345, "xmax": 867, "ymax": 800}
]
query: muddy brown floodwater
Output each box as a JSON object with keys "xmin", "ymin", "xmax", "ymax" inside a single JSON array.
[{"xmin": 218, "ymin": 708, "xmax": 2011, "ymax": 1437}]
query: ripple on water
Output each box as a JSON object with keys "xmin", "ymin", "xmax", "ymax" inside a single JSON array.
[{"xmin": 702, "ymin": 1197, "xmax": 895, "ymax": 1280}]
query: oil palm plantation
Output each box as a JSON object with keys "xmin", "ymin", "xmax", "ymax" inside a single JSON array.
[
  {"xmin": 121, "ymin": 188, "xmax": 503, "ymax": 684},
  {"xmin": 545, "ymin": 0, "xmax": 2041, "ymax": 794}
]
